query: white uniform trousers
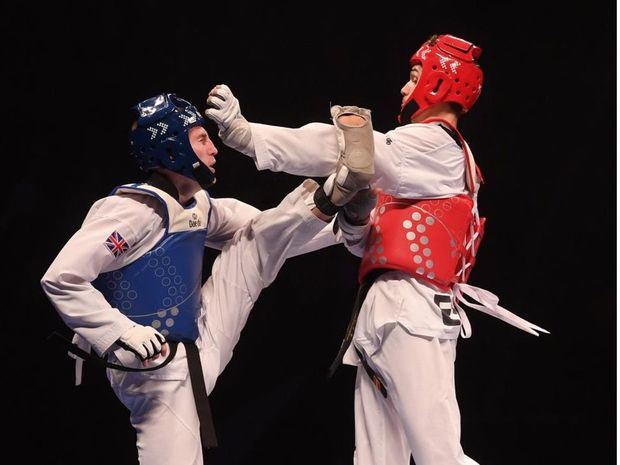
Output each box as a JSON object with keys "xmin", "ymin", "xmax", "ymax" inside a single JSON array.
[
  {"xmin": 107, "ymin": 180, "xmax": 325, "ymax": 465},
  {"xmin": 353, "ymin": 324, "xmax": 479, "ymax": 465}
]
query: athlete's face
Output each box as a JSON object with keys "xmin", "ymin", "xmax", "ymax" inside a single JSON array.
[
  {"xmin": 189, "ymin": 126, "xmax": 218, "ymax": 172},
  {"xmin": 400, "ymin": 64, "xmax": 422, "ymax": 107}
]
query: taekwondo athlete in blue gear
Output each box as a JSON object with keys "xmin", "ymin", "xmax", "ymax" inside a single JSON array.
[
  {"xmin": 94, "ymin": 94, "xmax": 213, "ymax": 345},
  {"xmin": 41, "ymin": 91, "xmax": 375, "ymax": 465},
  {"xmin": 92, "ymin": 184, "xmax": 210, "ymax": 343}
]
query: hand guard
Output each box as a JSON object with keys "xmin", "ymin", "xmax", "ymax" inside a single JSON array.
[{"xmin": 117, "ymin": 324, "xmax": 166, "ymax": 361}]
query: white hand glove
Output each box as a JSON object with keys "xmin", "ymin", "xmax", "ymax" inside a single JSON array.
[
  {"xmin": 205, "ymin": 84, "xmax": 255, "ymax": 156},
  {"xmin": 205, "ymin": 84, "xmax": 242, "ymax": 132},
  {"xmin": 117, "ymin": 324, "xmax": 166, "ymax": 361}
]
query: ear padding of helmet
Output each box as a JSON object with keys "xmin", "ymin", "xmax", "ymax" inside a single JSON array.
[{"xmin": 423, "ymin": 71, "xmax": 453, "ymax": 104}]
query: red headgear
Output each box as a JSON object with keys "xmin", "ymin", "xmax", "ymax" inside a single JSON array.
[{"xmin": 400, "ymin": 34, "xmax": 483, "ymax": 123}]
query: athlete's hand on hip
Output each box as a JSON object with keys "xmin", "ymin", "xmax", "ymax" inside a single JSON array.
[{"xmin": 117, "ymin": 324, "xmax": 166, "ymax": 361}]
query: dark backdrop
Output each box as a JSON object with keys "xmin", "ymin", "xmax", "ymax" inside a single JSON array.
[{"xmin": 6, "ymin": 1, "xmax": 614, "ymax": 464}]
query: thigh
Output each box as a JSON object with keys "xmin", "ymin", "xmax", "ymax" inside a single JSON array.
[
  {"xmin": 109, "ymin": 371, "xmax": 202, "ymax": 465},
  {"xmin": 369, "ymin": 327, "xmax": 476, "ymax": 465},
  {"xmin": 353, "ymin": 367, "xmax": 411, "ymax": 465}
]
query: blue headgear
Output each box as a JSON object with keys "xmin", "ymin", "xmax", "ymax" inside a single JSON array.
[{"xmin": 129, "ymin": 93, "xmax": 215, "ymax": 187}]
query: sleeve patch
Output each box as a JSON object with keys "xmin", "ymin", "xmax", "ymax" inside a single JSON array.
[{"xmin": 104, "ymin": 231, "xmax": 130, "ymax": 257}]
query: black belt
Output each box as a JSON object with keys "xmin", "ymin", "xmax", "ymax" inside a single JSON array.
[
  {"xmin": 49, "ymin": 331, "xmax": 179, "ymax": 372},
  {"xmin": 184, "ymin": 342, "xmax": 218, "ymax": 449},
  {"xmin": 355, "ymin": 347, "xmax": 387, "ymax": 398},
  {"xmin": 49, "ymin": 332, "xmax": 218, "ymax": 449},
  {"xmin": 328, "ymin": 269, "xmax": 388, "ymax": 398}
]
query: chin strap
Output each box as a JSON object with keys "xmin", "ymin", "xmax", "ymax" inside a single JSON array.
[{"xmin": 192, "ymin": 162, "xmax": 216, "ymax": 189}]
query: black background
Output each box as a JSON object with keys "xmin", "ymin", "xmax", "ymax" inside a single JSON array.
[{"xmin": 6, "ymin": 1, "xmax": 614, "ymax": 464}]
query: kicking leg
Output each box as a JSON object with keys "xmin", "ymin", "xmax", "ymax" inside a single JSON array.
[{"xmin": 197, "ymin": 179, "xmax": 339, "ymax": 387}]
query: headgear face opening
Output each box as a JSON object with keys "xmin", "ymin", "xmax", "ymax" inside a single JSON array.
[
  {"xmin": 129, "ymin": 94, "xmax": 215, "ymax": 187},
  {"xmin": 399, "ymin": 34, "xmax": 483, "ymax": 123}
]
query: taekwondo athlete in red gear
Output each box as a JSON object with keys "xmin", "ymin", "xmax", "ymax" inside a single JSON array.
[
  {"xmin": 205, "ymin": 34, "xmax": 548, "ymax": 465},
  {"xmin": 41, "ymin": 93, "xmax": 376, "ymax": 465}
]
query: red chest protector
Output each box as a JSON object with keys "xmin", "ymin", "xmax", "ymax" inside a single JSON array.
[
  {"xmin": 359, "ymin": 120, "xmax": 485, "ymax": 291},
  {"xmin": 359, "ymin": 194, "xmax": 485, "ymax": 290}
]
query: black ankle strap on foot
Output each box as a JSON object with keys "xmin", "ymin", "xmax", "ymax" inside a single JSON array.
[{"xmin": 313, "ymin": 186, "xmax": 340, "ymax": 217}]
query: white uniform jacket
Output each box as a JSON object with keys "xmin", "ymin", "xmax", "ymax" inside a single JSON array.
[{"xmin": 41, "ymin": 179, "xmax": 337, "ymax": 357}]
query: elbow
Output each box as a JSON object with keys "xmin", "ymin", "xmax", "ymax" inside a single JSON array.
[
  {"xmin": 40, "ymin": 270, "xmax": 52, "ymax": 292},
  {"xmin": 40, "ymin": 267, "xmax": 62, "ymax": 297}
]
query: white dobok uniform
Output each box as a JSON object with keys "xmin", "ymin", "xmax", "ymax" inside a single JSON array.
[
  {"xmin": 41, "ymin": 179, "xmax": 337, "ymax": 465},
  {"xmin": 243, "ymin": 121, "xmax": 483, "ymax": 465}
]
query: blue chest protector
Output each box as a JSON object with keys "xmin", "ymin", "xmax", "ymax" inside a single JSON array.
[{"xmin": 93, "ymin": 184, "xmax": 211, "ymax": 342}]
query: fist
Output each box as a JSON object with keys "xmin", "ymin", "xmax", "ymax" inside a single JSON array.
[{"xmin": 205, "ymin": 84, "xmax": 242, "ymax": 132}]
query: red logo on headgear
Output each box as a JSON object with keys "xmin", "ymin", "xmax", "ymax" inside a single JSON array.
[{"xmin": 400, "ymin": 34, "xmax": 483, "ymax": 123}]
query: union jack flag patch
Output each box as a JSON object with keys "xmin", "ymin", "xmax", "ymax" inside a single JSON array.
[{"xmin": 104, "ymin": 231, "xmax": 130, "ymax": 257}]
